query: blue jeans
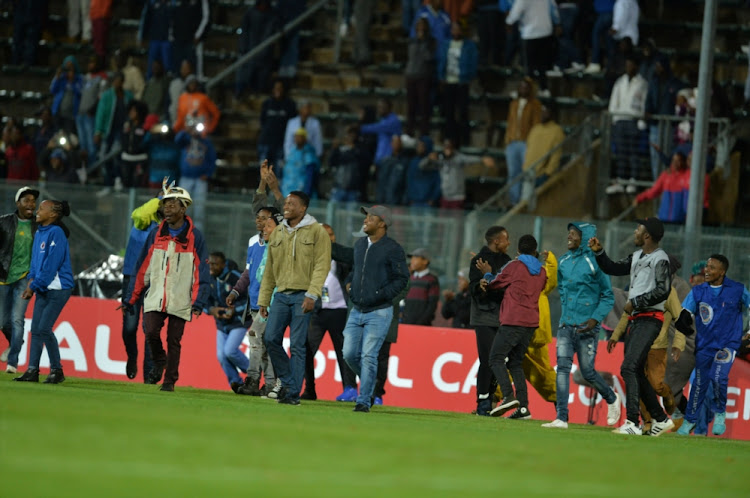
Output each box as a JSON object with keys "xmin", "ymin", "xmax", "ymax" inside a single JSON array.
[
  {"xmin": 591, "ymin": 12, "xmax": 613, "ymax": 65},
  {"xmin": 147, "ymin": 40, "xmax": 172, "ymax": 77},
  {"xmin": 178, "ymin": 177, "xmax": 207, "ymax": 232},
  {"xmin": 217, "ymin": 326, "xmax": 250, "ymax": 386},
  {"xmin": 505, "ymin": 140, "xmax": 526, "ymax": 205},
  {"xmin": 278, "ymin": 30, "xmax": 299, "ymax": 78},
  {"xmin": 557, "ymin": 5, "xmax": 582, "ymax": 68},
  {"xmin": 28, "ymin": 289, "xmax": 73, "ymax": 371},
  {"xmin": 330, "ymin": 188, "xmax": 360, "ymax": 202},
  {"xmin": 555, "ymin": 325, "xmax": 617, "ymax": 422},
  {"xmin": 263, "ymin": 291, "xmax": 313, "ymax": 401},
  {"xmin": 0, "ymin": 276, "xmax": 31, "ymax": 368},
  {"xmin": 342, "ymin": 306, "xmax": 393, "ymax": 407},
  {"xmin": 76, "ymin": 113, "xmax": 97, "ymax": 163}
]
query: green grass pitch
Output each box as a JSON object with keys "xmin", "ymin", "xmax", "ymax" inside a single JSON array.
[{"xmin": 1, "ymin": 375, "xmax": 747, "ymax": 497}]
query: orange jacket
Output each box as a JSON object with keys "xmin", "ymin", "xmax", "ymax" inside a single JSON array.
[
  {"xmin": 90, "ymin": 0, "xmax": 113, "ymax": 19},
  {"xmin": 173, "ymin": 92, "xmax": 221, "ymax": 135}
]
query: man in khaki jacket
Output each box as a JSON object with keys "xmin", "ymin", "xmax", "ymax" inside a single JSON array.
[{"xmin": 258, "ymin": 190, "xmax": 331, "ymax": 405}]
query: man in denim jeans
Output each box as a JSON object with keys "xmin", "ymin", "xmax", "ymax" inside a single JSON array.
[
  {"xmin": 258, "ymin": 191, "xmax": 331, "ymax": 405},
  {"xmin": 0, "ymin": 187, "xmax": 39, "ymax": 373},
  {"xmin": 542, "ymin": 222, "xmax": 620, "ymax": 430},
  {"xmin": 343, "ymin": 205, "xmax": 409, "ymax": 413}
]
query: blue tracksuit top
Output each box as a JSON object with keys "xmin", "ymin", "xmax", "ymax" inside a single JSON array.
[
  {"xmin": 175, "ymin": 131, "xmax": 217, "ymax": 179},
  {"xmin": 682, "ymin": 278, "xmax": 750, "ymax": 352},
  {"xmin": 122, "ymin": 223, "xmax": 158, "ymax": 277},
  {"xmin": 28, "ymin": 224, "xmax": 74, "ymax": 293},
  {"xmin": 246, "ymin": 233, "xmax": 266, "ymax": 310},
  {"xmin": 557, "ymin": 222, "xmax": 614, "ymax": 326}
]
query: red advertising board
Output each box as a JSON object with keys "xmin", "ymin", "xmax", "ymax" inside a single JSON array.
[{"xmin": 16, "ymin": 297, "xmax": 750, "ymax": 440}]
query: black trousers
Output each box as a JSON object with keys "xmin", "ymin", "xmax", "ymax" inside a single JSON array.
[
  {"xmin": 475, "ymin": 325, "xmax": 499, "ymax": 402},
  {"xmin": 143, "ymin": 311, "xmax": 186, "ymax": 386},
  {"xmin": 489, "ymin": 325, "xmax": 535, "ymax": 407},
  {"xmin": 304, "ymin": 308, "xmax": 357, "ymax": 393},
  {"xmin": 621, "ymin": 317, "xmax": 667, "ymax": 424},
  {"xmin": 121, "ymin": 276, "xmax": 153, "ymax": 383},
  {"xmin": 442, "ymin": 83, "xmax": 470, "ymax": 146},
  {"xmin": 524, "ymin": 35, "xmax": 555, "ymax": 90},
  {"xmin": 406, "ymin": 76, "xmax": 433, "ymax": 137},
  {"xmin": 374, "ymin": 340, "xmax": 391, "ymax": 399}
]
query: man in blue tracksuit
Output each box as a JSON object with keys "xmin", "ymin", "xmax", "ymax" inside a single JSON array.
[
  {"xmin": 542, "ymin": 222, "xmax": 620, "ymax": 429},
  {"xmin": 676, "ymin": 254, "xmax": 750, "ymax": 436},
  {"xmin": 206, "ymin": 252, "xmax": 249, "ymax": 392},
  {"xmin": 343, "ymin": 205, "xmax": 409, "ymax": 413},
  {"xmin": 121, "ymin": 198, "xmax": 159, "ymax": 382}
]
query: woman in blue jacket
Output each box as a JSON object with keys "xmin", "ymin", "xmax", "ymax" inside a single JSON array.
[{"xmin": 14, "ymin": 200, "xmax": 74, "ymax": 384}]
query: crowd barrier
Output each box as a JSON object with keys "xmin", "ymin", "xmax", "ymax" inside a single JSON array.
[{"xmin": 14, "ymin": 297, "xmax": 750, "ymax": 440}]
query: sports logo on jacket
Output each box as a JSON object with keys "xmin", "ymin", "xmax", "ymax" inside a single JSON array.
[{"xmin": 699, "ymin": 302, "xmax": 714, "ymax": 325}]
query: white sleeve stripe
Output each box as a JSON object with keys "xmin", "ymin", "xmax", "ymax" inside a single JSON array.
[{"xmin": 194, "ymin": 0, "xmax": 210, "ymax": 40}]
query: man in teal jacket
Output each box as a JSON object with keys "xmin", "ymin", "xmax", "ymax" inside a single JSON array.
[{"xmin": 542, "ymin": 222, "xmax": 620, "ymax": 429}]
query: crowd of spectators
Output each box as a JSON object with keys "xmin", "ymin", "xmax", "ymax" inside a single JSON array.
[{"xmin": 0, "ymin": 0, "xmax": 741, "ymax": 217}]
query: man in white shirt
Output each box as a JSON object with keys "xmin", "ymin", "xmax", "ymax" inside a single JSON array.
[
  {"xmin": 607, "ymin": 52, "xmax": 648, "ymax": 193},
  {"xmin": 301, "ymin": 224, "xmax": 358, "ymax": 401},
  {"xmin": 506, "ymin": 0, "xmax": 559, "ymax": 93},
  {"xmin": 284, "ymin": 100, "xmax": 323, "ymax": 159}
]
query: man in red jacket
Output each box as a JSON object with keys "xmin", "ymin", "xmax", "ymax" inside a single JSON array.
[
  {"xmin": 4, "ymin": 124, "xmax": 38, "ymax": 181},
  {"xmin": 480, "ymin": 234, "xmax": 547, "ymax": 417}
]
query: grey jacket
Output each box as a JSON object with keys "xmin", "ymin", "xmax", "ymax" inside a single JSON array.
[{"xmin": 595, "ymin": 247, "xmax": 671, "ymax": 313}]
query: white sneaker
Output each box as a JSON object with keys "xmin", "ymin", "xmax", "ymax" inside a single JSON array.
[
  {"xmin": 565, "ymin": 62, "xmax": 586, "ymax": 74},
  {"xmin": 96, "ymin": 187, "xmax": 112, "ymax": 198},
  {"xmin": 537, "ymin": 89, "xmax": 552, "ymax": 98},
  {"xmin": 400, "ymin": 134, "xmax": 417, "ymax": 149},
  {"xmin": 267, "ymin": 382, "xmax": 282, "ymax": 400},
  {"xmin": 649, "ymin": 418, "xmax": 674, "ymax": 437},
  {"xmin": 605, "ymin": 183, "xmax": 625, "ymax": 195},
  {"xmin": 613, "ymin": 420, "xmax": 642, "ymax": 435},
  {"xmin": 0, "ymin": 347, "xmax": 9, "ymax": 362},
  {"xmin": 625, "ymin": 177, "xmax": 637, "ymax": 194},
  {"xmin": 545, "ymin": 66, "xmax": 563, "ymax": 77},
  {"xmin": 584, "ymin": 63, "xmax": 602, "ymax": 74},
  {"xmin": 6, "ymin": 364, "xmax": 17, "ymax": 373},
  {"xmin": 114, "ymin": 177, "xmax": 124, "ymax": 192},
  {"xmin": 606, "ymin": 393, "xmax": 621, "ymax": 426},
  {"xmin": 541, "ymin": 419, "xmax": 568, "ymax": 429}
]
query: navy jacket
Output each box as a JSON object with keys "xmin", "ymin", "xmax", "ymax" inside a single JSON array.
[{"xmin": 349, "ymin": 235, "xmax": 409, "ymax": 313}]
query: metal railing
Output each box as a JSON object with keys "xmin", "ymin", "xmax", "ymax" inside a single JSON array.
[
  {"xmin": 205, "ymin": 0, "xmax": 331, "ymax": 91},
  {"xmin": 472, "ymin": 113, "xmax": 603, "ymax": 214}
]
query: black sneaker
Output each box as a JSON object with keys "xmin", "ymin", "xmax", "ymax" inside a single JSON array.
[
  {"xmin": 476, "ymin": 399, "xmax": 492, "ymax": 416},
  {"xmin": 230, "ymin": 381, "xmax": 241, "ymax": 393},
  {"xmin": 278, "ymin": 396, "xmax": 300, "ymax": 405},
  {"xmin": 490, "ymin": 395, "xmax": 519, "ymax": 417},
  {"xmin": 126, "ymin": 358, "xmax": 137, "ymax": 379},
  {"xmin": 508, "ymin": 406, "xmax": 531, "ymax": 420},
  {"xmin": 146, "ymin": 362, "xmax": 166, "ymax": 385},
  {"xmin": 237, "ymin": 378, "xmax": 260, "ymax": 396},
  {"xmin": 13, "ymin": 370, "xmax": 39, "ymax": 382},
  {"xmin": 300, "ymin": 390, "xmax": 317, "ymax": 401},
  {"xmin": 160, "ymin": 383, "xmax": 175, "ymax": 392},
  {"xmin": 43, "ymin": 368, "xmax": 65, "ymax": 384},
  {"xmin": 353, "ymin": 403, "xmax": 370, "ymax": 413}
]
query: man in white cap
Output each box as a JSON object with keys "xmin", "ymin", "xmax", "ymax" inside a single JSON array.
[
  {"xmin": 0, "ymin": 187, "xmax": 39, "ymax": 373},
  {"xmin": 126, "ymin": 183, "xmax": 210, "ymax": 392},
  {"xmin": 343, "ymin": 205, "xmax": 409, "ymax": 412}
]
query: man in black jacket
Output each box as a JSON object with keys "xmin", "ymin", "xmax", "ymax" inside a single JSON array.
[
  {"xmin": 469, "ymin": 226, "xmax": 511, "ymax": 415},
  {"xmin": 0, "ymin": 187, "xmax": 39, "ymax": 373},
  {"xmin": 590, "ymin": 217, "xmax": 674, "ymax": 436},
  {"xmin": 171, "ymin": 0, "xmax": 210, "ymax": 80},
  {"xmin": 342, "ymin": 206, "xmax": 409, "ymax": 413}
]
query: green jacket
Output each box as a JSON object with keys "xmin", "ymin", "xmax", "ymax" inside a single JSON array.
[
  {"xmin": 94, "ymin": 87, "xmax": 134, "ymax": 138},
  {"xmin": 258, "ymin": 214, "xmax": 331, "ymax": 307}
]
